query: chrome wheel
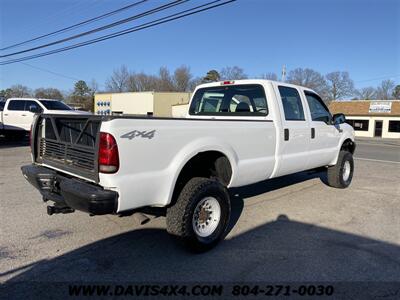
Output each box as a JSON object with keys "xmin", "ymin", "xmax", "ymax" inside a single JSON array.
[
  {"xmin": 343, "ymin": 160, "xmax": 351, "ymax": 182},
  {"xmin": 192, "ymin": 197, "xmax": 221, "ymax": 237}
]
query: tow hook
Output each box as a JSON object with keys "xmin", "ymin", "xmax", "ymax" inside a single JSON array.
[{"xmin": 47, "ymin": 205, "xmax": 75, "ymax": 215}]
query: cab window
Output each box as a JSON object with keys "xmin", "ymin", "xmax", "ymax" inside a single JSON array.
[
  {"xmin": 305, "ymin": 92, "xmax": 331, "ymax": 123},
  {"xmin": 189, "ymin": 84, "xmax": 268, "ymax": 116},
  {"xmin": 278, "ymin": 86, "xmax": 305, "ymax": 121},
  {"xmin": 25, "ymin": 101, "xmax": 43, "ymax": 113},
  {"xmin": 8, "ymin": 100, "xmax": 26, "ymax": 111}
]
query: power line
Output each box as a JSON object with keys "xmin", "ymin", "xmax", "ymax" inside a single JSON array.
[
  {"xmin": 0, "ymin": 0, "xmax": 150, "ymax": 51},
  {"xmin": 355, "ymin": 74, "xmax": 400, "ymax": 84},
  {"xmin": 0, "ymin": 1, "xmax": 105, "ymax": 50},
  {"xmin": 18, "ymin": 62, "xmax": 80, "ymax": 81},
  {"xmin": 0, "ymin": 0, "xmax": 187, "ymax": 58},
  {"xmin": 0, "ymin": 0, "xmax": 236, "ymax": 65}
]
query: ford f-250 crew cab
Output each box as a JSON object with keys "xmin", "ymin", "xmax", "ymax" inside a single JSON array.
[
  {"xmin": 21, "ymin": 80, "xmax": 355, "ymax": 251},
  {"xmin": 0, "ymin": 98, "xmax": 88, "ymax": 138}
]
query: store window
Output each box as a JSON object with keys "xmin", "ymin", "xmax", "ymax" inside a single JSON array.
[
  {"xmin": 388, "ymin": 121, "xmax": 400, "ymax": 133},
  {"xmin": 346, "ymin": 119, "xmax": 369, "ymax": 131}
]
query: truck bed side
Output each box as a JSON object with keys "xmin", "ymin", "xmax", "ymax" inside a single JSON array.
[{"xmin": 100, "ymin": 117, "xmax": 277, "ymax": 212}]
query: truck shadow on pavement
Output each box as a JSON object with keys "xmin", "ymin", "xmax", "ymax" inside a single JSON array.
[
  {"xmin": 0, "ymin": 137, "xmax": 29, "ymax": 148},
  {"xmin": 2, "ymin": 170, "xmax": 400, "ymax": 298},
  {"xmin": 3, "ymin": 217, "xmax": 400, "ymax": 297},
  {"xmin": 2, "ymin": 217, "xmax": 400, "ymax": 298}
]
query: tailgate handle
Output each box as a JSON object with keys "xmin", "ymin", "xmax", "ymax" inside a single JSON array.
[{"xmin": 284, "ymin": 128, "xmax": 289, "ymax": 141}]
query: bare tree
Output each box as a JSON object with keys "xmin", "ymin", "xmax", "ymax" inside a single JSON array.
[
  {"xmin": 127, "ymin": 73, "xmax": 158, "ymax": 92},
  {"xmin": 34, "ymin": 88, "xmax": 63, "ymax": 99},
  {"xmin": 260, "ymin": 72, "xmax": 278, "ymax": 80},
  {"xmin": 6, "ymin": 84, "xmax": 31, "ymax": 98},
  {"xmin": 287, "ymin": 68, "xmax": 328, "ymax": 99},
  {"xmin": 220, "ymin": 66, "xmax": 247, "ymax": 80},
  {"xmin": 189, "ymin": 77, "xmax": 203, "ymax": 91},
  {"xmin": 355, "ymin": 87, "xmax": 376, "ymax": 100},
  {"xmin": 105, "ymin": 65, "xmax": 130, "ymax": 92},
  {"xmin": 173, "ymin": 65, "xmax": 192, "ymax": 92},
  {"xmin": 88, "ymin": 79, "xmax": 99, "ymax": 96},
  {"xmin": 376, "ymin": 79, "xmax": 395, "ymax": 99},
  {"xmin": 157, "ymin": 67, "xmax": 175, "ymax": 91},
  {"xmin": 126, "ymin": 72, "xmax": 139, "ymax": 92},
  {"xmin": 325, "ymin": 71, "xmax": 354, "ymax": 100}
]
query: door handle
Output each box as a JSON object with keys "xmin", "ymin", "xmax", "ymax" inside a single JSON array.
[
  {"xmin": 311, "ymin": 128, "xmax": 315, "ymax": 139},
  {"xmin": 284, "ymin": 128, "xmax": 289, "ymax": 141},
  {"xmin": 4, "ymin": 113, "xmax": 8, "ymax": 116}
]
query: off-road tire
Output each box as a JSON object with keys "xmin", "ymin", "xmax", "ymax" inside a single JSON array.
[
  {"xmin": 327, "ymin": 150, "xmax": 354, "ymax": 188},
  {"xmin": 166, "ymin": 177, "xmax": 230, "ymax": 252}
]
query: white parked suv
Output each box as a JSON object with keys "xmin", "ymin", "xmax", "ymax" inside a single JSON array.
[
  {"xmin": 0, "ymin": 98, "xmax": 89, "ymax": 137},
  {"xmin": 21, "ymin": 80, "xmax": 355, "ymax": 251}
]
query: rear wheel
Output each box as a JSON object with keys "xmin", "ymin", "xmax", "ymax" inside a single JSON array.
[
  {"xmin": 166, "ymin": 177, "xmax": 231, "ymax": 252},
  {"xmin": 327, "ymin": 150, "xmax": 354, "ymax": 188}
]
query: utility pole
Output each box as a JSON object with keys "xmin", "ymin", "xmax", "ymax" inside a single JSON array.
[{"xmin": 281, "ymin": 65, "xmax": 286, "ymax": 82}]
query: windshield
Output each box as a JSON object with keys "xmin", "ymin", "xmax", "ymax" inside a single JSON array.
[{"xmin": 39, "ymin": 100, "xmax": 72, "ymax": 111}]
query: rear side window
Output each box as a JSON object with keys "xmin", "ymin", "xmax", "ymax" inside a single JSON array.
[
  {"xmin": 278, "ymin": 86, "xmax": 305, "ymax": 121},
  {"xmin": 189, "ymin": 84, "xmax": 268, "ymax": 116},
  {"xmin": 7, "ymin": 100, "xmax": 26, "ymax": 111},
  {"xmin": 39, "ymin": 100, "xmax": 72, "ymax": 110}
]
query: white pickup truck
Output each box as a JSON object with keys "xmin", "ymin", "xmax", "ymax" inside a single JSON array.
[
  {"xmin": 22, "ymin": 80, "xmax": 355, "ymax": 251},
  {"xmin": 0, "ymin": 98, "xmax": 88, "ymax": 138}
]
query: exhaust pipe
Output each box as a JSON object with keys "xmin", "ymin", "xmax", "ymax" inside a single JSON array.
[{"xmin": 133, "ymin": 212, "xmax": 150, "ymax": 225}]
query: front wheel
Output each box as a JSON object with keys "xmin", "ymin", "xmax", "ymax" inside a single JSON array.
[
  {"xmin": 327, "ymin": 150, "xmax": 354, "ymax": 188},
  {"xmin": 166, "ymin": 177, "xmax": 231, "ymax": 252}
]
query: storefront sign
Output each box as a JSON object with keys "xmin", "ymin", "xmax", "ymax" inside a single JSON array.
[{"xmin": 369, "ymin": 101, "xmax": 392, "ymax": 113}]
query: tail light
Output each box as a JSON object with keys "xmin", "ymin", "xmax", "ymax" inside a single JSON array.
[{"xmin": 98, "ymin": 132, "xmax": 119, "ymax": 174}]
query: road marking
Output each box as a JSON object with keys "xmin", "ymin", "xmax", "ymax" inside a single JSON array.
[{"xmin": 355, "ymin": 157, "xmax": 400, "ymax": 164}]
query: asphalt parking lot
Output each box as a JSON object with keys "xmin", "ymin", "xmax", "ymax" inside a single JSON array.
[{"xmin": 1, "ymin": 138, "xmax": 399, "ymax": 298}]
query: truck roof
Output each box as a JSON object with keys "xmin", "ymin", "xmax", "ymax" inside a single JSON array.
[
  {"xmin": 6, "ymin": 98, "xmax": 62, "ymax": 101},
  {"xmin": 195, "ymin": 79, "xmax": 317, "ymax": 94}
]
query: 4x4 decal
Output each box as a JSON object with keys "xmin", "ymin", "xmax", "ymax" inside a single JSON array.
[{"xmin": 120, "ymin": 130, "xmax": 156, "ymax": 140}]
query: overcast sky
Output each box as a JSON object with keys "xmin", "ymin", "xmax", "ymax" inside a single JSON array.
[{"xmin": 0, "ymin": 0, "xmax": 399, "ymax": 91}]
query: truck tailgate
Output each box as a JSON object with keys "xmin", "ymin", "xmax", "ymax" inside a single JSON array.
[{"xmin": 32, "ymin": 114, "xmax": 102, "ymax": 182}]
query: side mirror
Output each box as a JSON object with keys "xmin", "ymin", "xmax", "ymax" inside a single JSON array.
[
  {"xmin": 332, "ymin": 113, "xmax": 346, "ymax": 125},
  {"xmin": 29, "ymin": 105, "xmax": 41, "ymax": 113}
]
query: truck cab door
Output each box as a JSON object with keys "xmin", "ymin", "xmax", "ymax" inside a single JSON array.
[
  {"xmin": 3, "ymin": 100, "xmax": 27, "ymax": 130},
  {"xmin": 303, "ymin": 91, "xmax": 341, "ymax": 169},
  {"xmin": 24, "ymin": 100, "xmax": 43, "ymax": 131},
  {"xmin": 274, "ymin": 85, "xmax": 311, "ymax": 177}
]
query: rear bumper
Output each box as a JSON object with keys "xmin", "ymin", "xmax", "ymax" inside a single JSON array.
[{"xmin": 21, "ymin": 164, "xmax": 118, "ymax": 215}]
